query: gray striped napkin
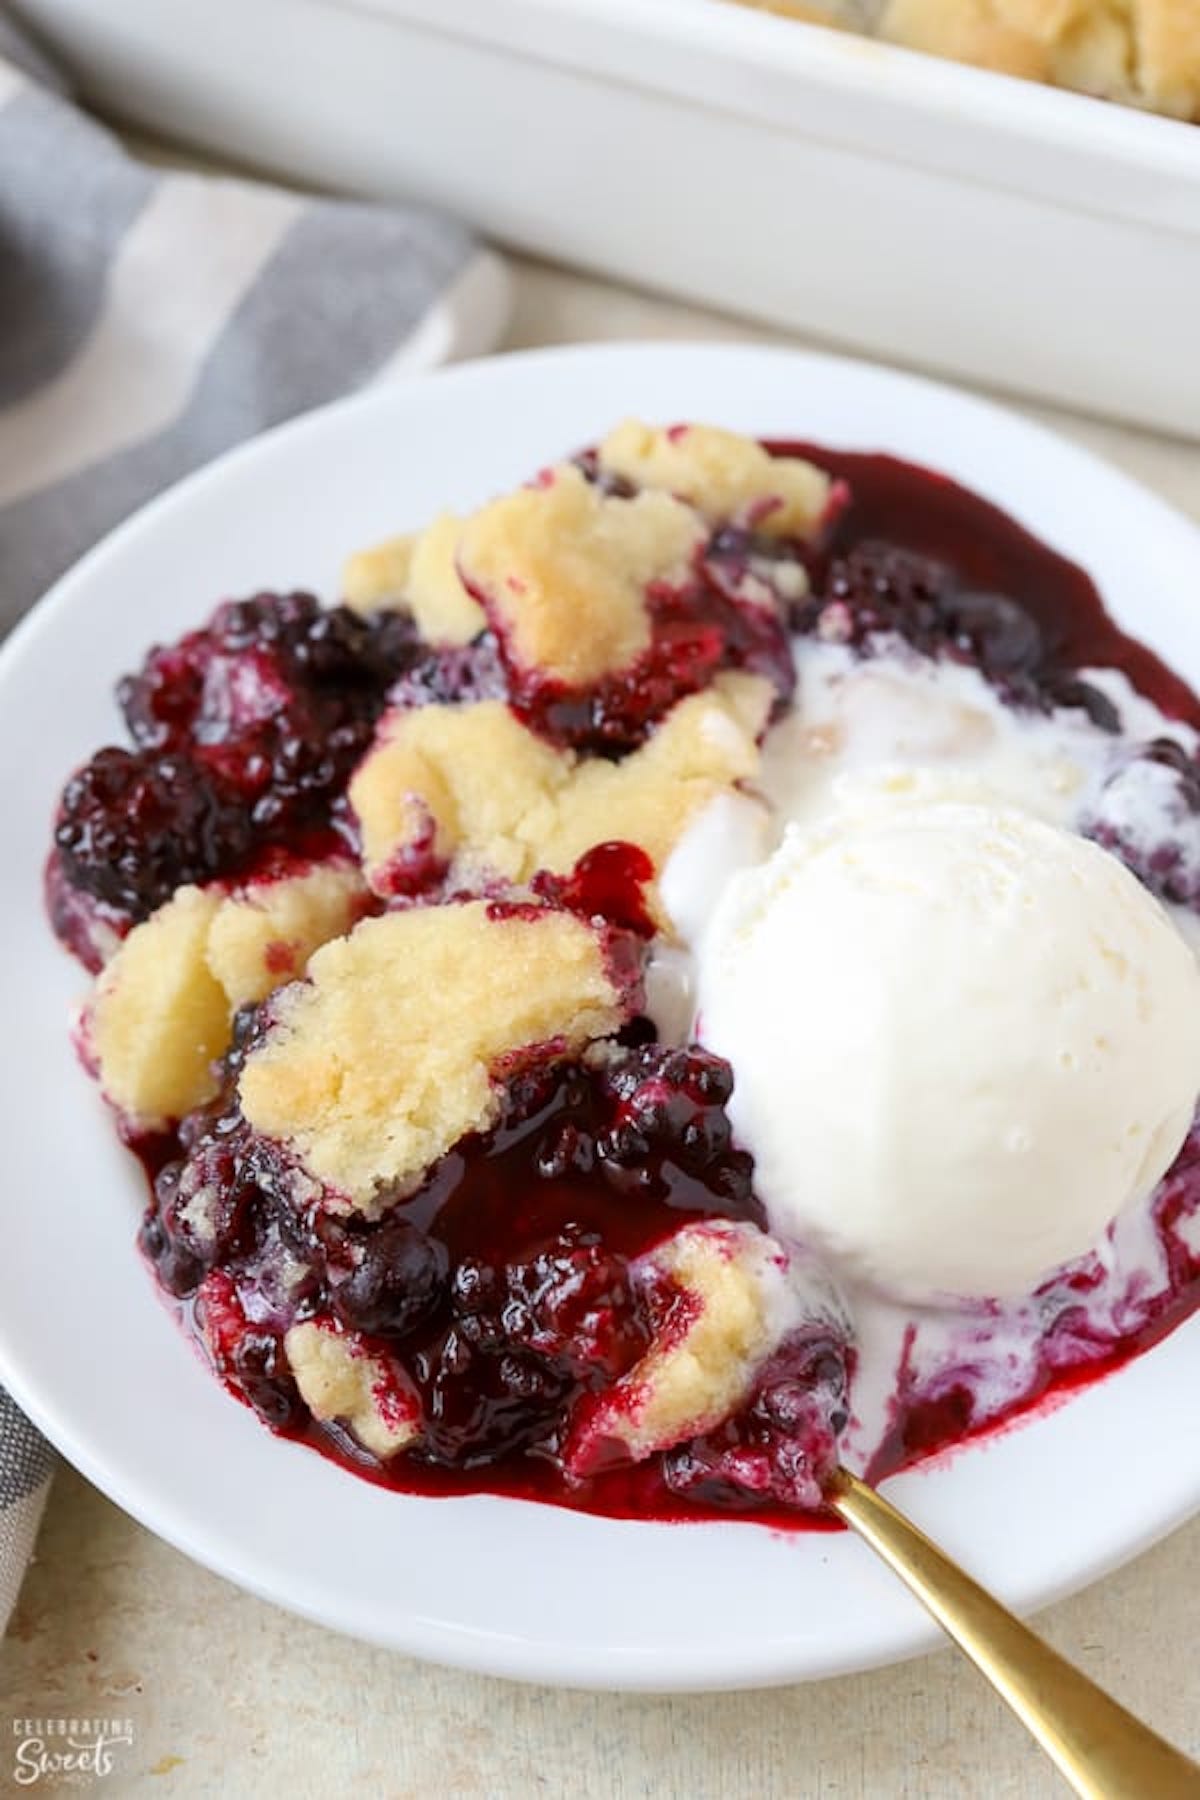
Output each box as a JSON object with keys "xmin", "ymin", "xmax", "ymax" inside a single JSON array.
[{"xmin": 0, "ymin": 11, "xmax": 509, "ymax": 1629}]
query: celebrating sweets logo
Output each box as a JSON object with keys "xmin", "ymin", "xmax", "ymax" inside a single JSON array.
[{"xmin": 11, "ymin": 1718, "xmax": 135, "ymax": 1787}]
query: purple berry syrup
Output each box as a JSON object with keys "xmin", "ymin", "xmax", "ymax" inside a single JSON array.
[{"xmin": 50, "ymin": 444, "xmax": 1200, "ymax": 1525}]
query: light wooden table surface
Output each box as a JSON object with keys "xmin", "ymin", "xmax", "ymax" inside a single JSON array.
[{"xmin": 3, "ymin": 255, "xmax": 1199, "ymax": 1800}]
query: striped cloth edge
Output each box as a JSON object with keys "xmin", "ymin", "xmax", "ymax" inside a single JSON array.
[{"xmin": 0, "ymin": 11, "xmax": 508, "ymax": 1633}]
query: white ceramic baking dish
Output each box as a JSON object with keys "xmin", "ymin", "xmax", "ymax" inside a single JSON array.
[{"xmin": 14, "ymin": 0, "xmax": 1200, "ymax": 437}]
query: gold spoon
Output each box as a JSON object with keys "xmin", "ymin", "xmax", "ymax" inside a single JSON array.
[{"xmin": 827, "ymin": 1469, "xmax": 1200, "ymax": 1797}]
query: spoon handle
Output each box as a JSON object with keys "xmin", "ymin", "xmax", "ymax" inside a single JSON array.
[{"xmin": 826, "ymin": 1468, "xmax": 1200, "ymax": 1799}]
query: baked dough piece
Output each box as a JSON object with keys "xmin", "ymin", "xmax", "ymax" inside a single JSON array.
[
  {"xmin": 1134, "ymin": 0, "xmax": 1200, "ymax": 117},
  {"xmin": 879, "ymin": 0, "xmax": 1200, "ymax": 119},
  {"xmin": 457, "ymin": 462, "xmax": 706, "ymax": 688},
  {"xmin": 342, "ymin": 513, "xmax": 486, "ymax": 644},
  {"xmin": 565, "ymin": 1221, "xmax": 801, "ymax": 1473},
  {"xmin": 238, "ymin": 902, "xmax": 630, "ymax": 1214},
  {"xmin": 597, "ymin": 421, "xmax": 832, "ymax": 539},
  {"xmin": 348, "ymin": 674, "xmax": 773, "ymax": 914},
  {"xmin": 88, "ymin": 860, "xmax": 368, "ymax": 1125},
  {"xmin": 284, "ymin": 1317, "xmax": 421, "ymax": 1459}
]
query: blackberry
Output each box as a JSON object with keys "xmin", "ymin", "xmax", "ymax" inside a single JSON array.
[
  {"xmin": 411, "ymin": 1325, "xmax": 574, "ymax": 1466},
  {"xmin": 1084, "ymin": 738, "xmax": 1200, "ymax": 907},
  {"xmin": 943, "ymin": 589, "xmax": 1045, "ymax": 678},
  {"xmin": 59, "ymin": 595, "xmax": 423, "ymax": 933},
  {"xmin": 386, "ymin": 637, "xmax": 507, "ymax": 712},
  {"xmin": 661, "ymin": 1331, "xmax": 849, "ymax": 1514},
  {"xmin": 230, "ymin": 1330, "xmax": 303, "ymax": 1432},
  {"xmin": 137, "ymin": 1206, "xmax": 205, "ymax": 1299},
  {"xmin": 54, "ymin": 746, "xmax": 252, "ymax": 919},
  {"xmin": 1039, "ymin": 673, "xmax": 1121, "ymax": 734},
  {"xmin": 451, "ymin": 1231, "xmax": 646, "ymax": 1379},
  {"xmin": 810, "ymin": 543, "xmax": 950, "ymax": 654},
  {"xmin": 330, "ymin": 1219, "xmax": 448, "ymax": 1339},
  {"xmin": 119, "ymin": 593, "xmax": 420, "ymax": 751},
  {"xmin": 195, "ymin": 1270, "xmax": 302, "ymax": 1433},
  {"xmin": 599, "ymin": 1045, "xmax": 755, "ymax": 1206},
  {"xmin": 803, "ymin": 543, "xmax": 1129, "ymax": 733}
]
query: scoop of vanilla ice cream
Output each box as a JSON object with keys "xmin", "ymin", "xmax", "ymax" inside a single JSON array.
[{"xmin": 697, "ymin": 800, "xmax": 1200, "ymax": 1303}]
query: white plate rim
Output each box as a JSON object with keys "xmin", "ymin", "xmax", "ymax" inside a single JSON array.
[{"xmin": 2, "ymin": 340, "xmax": 1199, "ymax": 1691}]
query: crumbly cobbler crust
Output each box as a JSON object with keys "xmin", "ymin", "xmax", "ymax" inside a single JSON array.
[
  {"xmin": 598, "ymin": 421, "xmax": 833, "ymax": 538},
  {"xmin": 206, "ymin": 862, "xmax": 369, "ymax": 1008},
  {"xmin": 778, "ymin": 0, "xmax": 1200, "ymax": 117},
  {"xmin": 284, "ymin": 1317, "xmax": 420, "ymax": 1458},
  {"xmin": 726, "ymin": 0, "xmax": 1199, "ymax": 117},
  {"xmin": 89, "ymin": 861, "xmax": 366, "ymax": 1124},
  {"xmin": 567, "ymin": 1221, "xmax": 791, "ymax": 1470},
  {"xmin": 343, "ymin": 513, "xmax": 486, "ymax": 645},
  {"xmin": 81, "ymin": 420, "xmax": 801, "ymax": 1132},
  {"xmin": 349, "ymin": 673, "xmax": 773, "ymax": 915},
  {"xmin": 237, "ymin": 903, "xmax": 630, "ymax": 1213},
  {"xmin": 457, "ymin": 463, "xmax": 706, "ymax": 686},
  {"xmin": 51, "ymin": 413, "xmax": 1200, "ymax": 1519},
  {"xmin": 57, "ymin": 418, "xmax": 867, "ymax": 1500},
  {"xmin": 89, "ymin": 886, "xmax": 230, "ymax": 1124}
]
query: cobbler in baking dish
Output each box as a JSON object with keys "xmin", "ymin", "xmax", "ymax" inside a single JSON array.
[
  {"xmin": 732, "ymin": 0, "xmax": 1200, "ymax": 122},
  {"xmin": 48, "ymin": 420, "xmax": 1200, "ymax": 1522}
]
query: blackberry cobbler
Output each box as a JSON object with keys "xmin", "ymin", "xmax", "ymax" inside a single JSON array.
[{"xmin": 48, "ymin": 420, "xmax": 1200, "ymax": 1522}]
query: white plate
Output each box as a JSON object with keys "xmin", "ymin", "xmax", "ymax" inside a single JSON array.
[{"xmin": 3, "ymin": 343, "xmax": 1199, "ymax": 1691}]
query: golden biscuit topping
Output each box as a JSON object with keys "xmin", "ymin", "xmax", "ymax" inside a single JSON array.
[
  {"xmin": 597, "ymin": 421, "xmax": 832, "ymax": 538},
  {"xmin": 349, "ymin": 674, "xmax": 773, "ymax": 917},
  {"xmin": 89, "ymin": 886, "xmax": 229, "ymax": 1124},
  {"xmin": 457, "ymin": 463, "xmax": 705, "ymax": 686},
  {"xmin": 350, "ymin": 700, "xmax": 562, "ymax": 890},
  {"xmin": 88, "ymin": 862, "xmax": 368, "ymax": 1125},
  {"xmin": 1129, "ymin": 0, "xmax": 1200, "ymax": 115},
  {"xmin": 567, "ymin": 1221, "xmax": 795, "ymax": 1471},
  {"xmin": 284, "ymin": 1318, "xmax": 420, "ymax": 1459},
  {"xmin": 342, "ymin": 531, "xmax": 414, "ymax": 612},
  {"xmin": 238, "ymin": 902, "xmax": 630, "ymax": 1214},
  {"xmin": 207, "ymin": 861, "xmax": 369, "ymax": 1008},
  {"xmin": 878, "ymin": 0, "xmax": 1200, "ymax": 117},
  {"xmin": 342, "ymin": 513, "xmax": 485, "ymax": 644}
]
